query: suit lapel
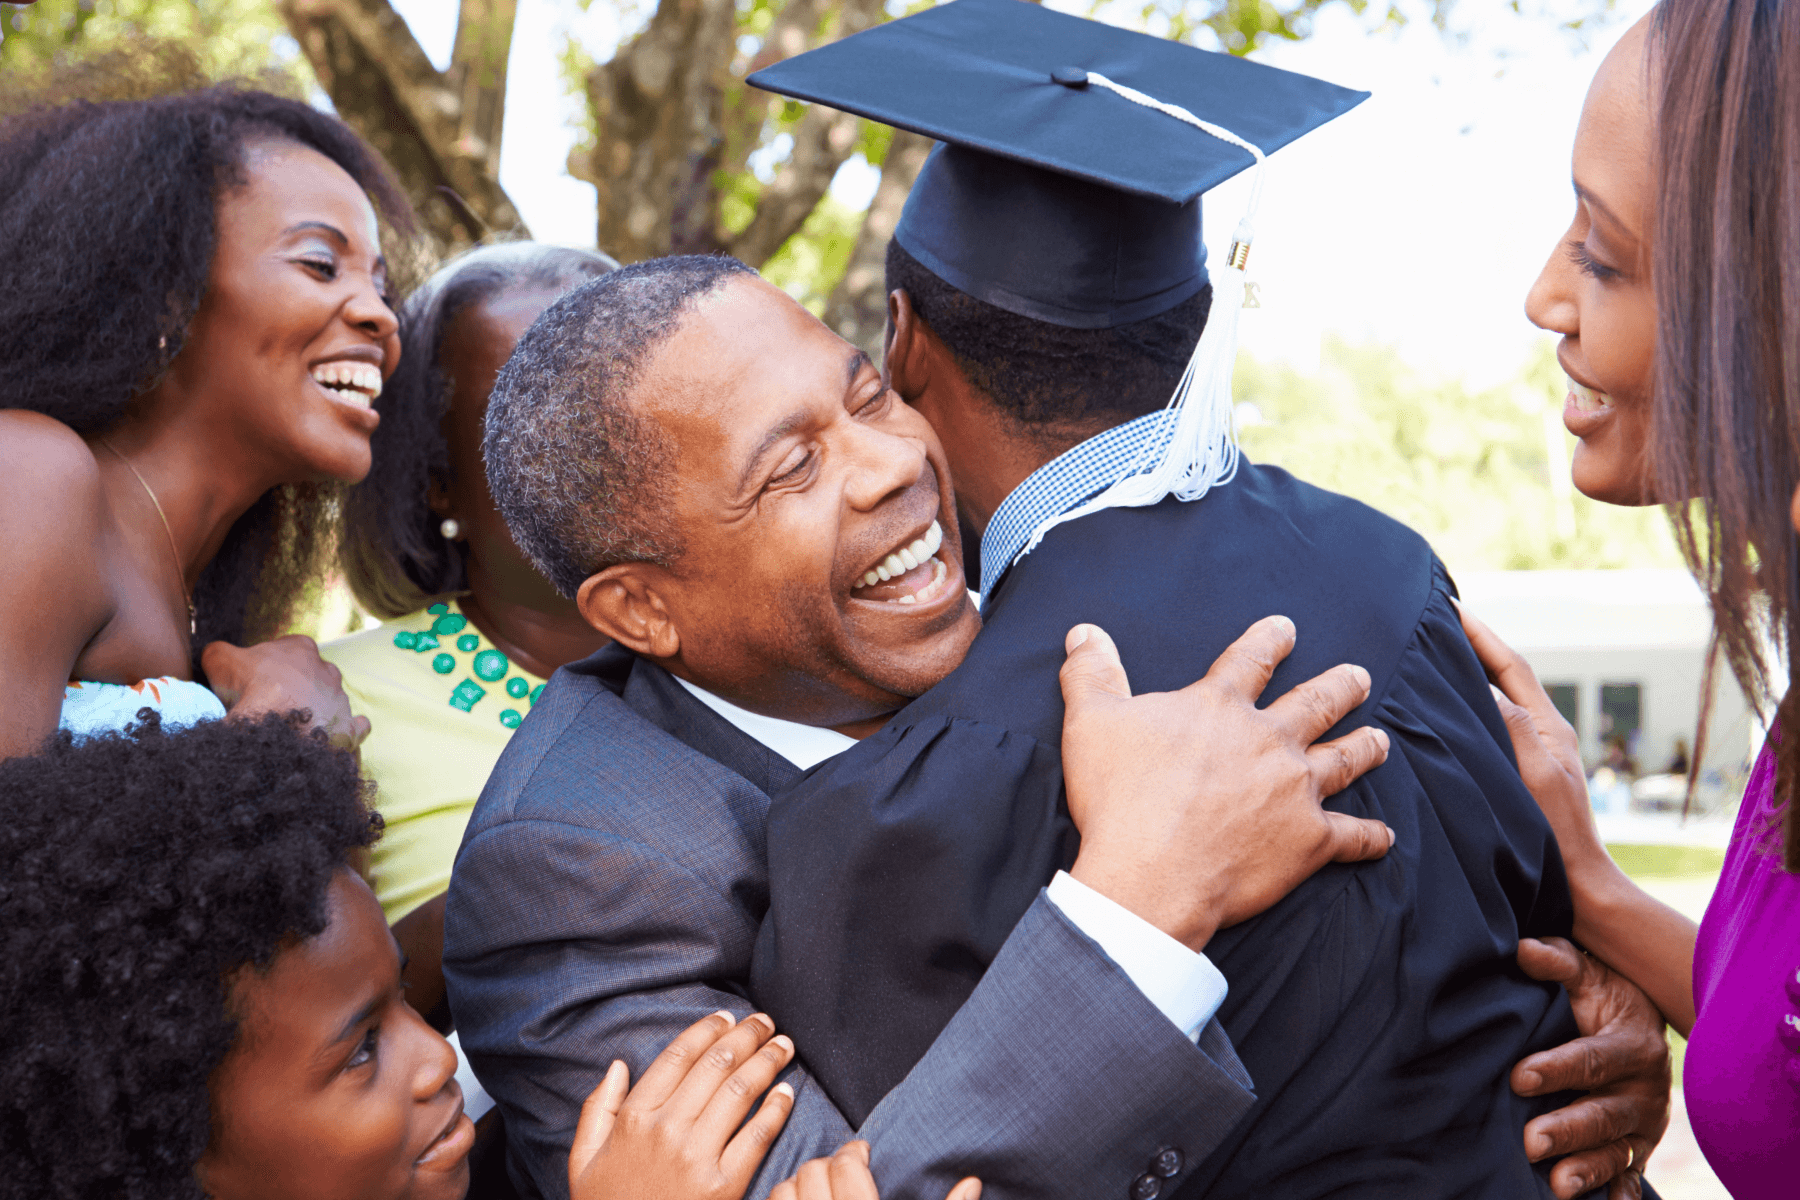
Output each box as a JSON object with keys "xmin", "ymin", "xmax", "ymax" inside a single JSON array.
[{"xmin": 618, "ymin": 655, "xmax": 804, "ymax": 797}]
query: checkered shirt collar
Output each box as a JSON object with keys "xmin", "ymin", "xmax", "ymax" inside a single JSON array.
[{"xmin": 978, "ymin": 411, "xmax": 1165, "ymax": 605}]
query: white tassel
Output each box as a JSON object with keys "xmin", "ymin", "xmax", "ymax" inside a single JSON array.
[{"xmin": 1017, "ymin": 72, "xmax": 1266, "ymax": 561}]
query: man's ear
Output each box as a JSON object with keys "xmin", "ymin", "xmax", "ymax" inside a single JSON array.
[
  {"xmin": 886, "ymin": 288, "xmax": 929, "ymax": 402},
  {"xmin": 577, "ymin": 564, "xmax": 680, "ymax": 660}
]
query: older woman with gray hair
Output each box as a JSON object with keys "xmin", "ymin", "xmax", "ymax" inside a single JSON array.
[{"xmin": 324, "ymin": 242, "xmax": 617, "ymax": 1021}]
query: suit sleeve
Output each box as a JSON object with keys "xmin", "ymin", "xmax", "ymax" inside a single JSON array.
[{"xmin": 446, "ymin": 813, "xmax": 1254, "ymax": 1200}]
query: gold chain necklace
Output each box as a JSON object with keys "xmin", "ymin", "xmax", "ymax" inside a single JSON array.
[{"xmin": 97, "ymin": 438, "xmax": 197, "ymax": 636}]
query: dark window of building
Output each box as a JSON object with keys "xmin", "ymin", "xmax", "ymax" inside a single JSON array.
[
  {"xmin": 1546, "ymin": 683, "xmax": 1580, "ymax": 734},
  {"xmin": 1600, "ymin": 682, "xmax": 1643, "ymax": 765}
]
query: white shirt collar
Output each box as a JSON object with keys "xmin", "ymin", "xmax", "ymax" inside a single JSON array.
[{"xmin": 673, "ymin": 676, "xmax": 858, "ymax": 771}]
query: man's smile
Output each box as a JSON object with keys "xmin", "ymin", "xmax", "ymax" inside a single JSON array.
[{"xmin": 849, "ymin": 519, "xmax": 959, "ymax": 608}]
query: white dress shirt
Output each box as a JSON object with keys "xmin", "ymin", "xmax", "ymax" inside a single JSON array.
[{"xmin": 673, "ymin": 675, "xmax": 1228, "ymax": 1041}]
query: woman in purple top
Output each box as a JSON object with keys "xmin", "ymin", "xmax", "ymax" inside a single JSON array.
[{"xmin": 1462, "ymin": 1, "xmax": 1800, "ymax": 1194}]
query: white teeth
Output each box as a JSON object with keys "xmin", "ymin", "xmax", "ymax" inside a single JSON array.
[
  {"xmin": 854, "ymin": 521, "xmax": 948, "ymax": 597},
  {"xmin": 1567, "ymin": 375, "xmax": 1609, "ymax": 413},
  {"xmin": 311, "ymin": 360, "xmax": 383, "ymax": 401}
]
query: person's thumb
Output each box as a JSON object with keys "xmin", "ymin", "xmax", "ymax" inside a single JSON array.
[
  {"xmin": 1059, "ymin": 623, "xmax": 1132, "ymax": 712},
  {"xmin": 1321, "ymin": 811, "xmax": 1395, "ymax": 863},
  {"xmin": 569, "ymin": 1060, "xmax": 629, "ymax": 1180},
  {"xmin": 1515, "ymin": 936, "xmax": 1585, "ymax": 987},
  {"xmin": 946, "ymin": 1179, "xmax": 983, "ymax": 1200}
]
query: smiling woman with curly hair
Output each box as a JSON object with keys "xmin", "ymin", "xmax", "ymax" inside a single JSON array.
[{"xmin": 0, "ymin": 81, "xmax": 420, "ymax": 757}]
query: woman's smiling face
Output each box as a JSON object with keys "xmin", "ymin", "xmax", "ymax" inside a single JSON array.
[
  {"xmin": 1525, "ymin": 15, "xmax": 1659, "ymax": 506},
  {"xmin": 152, "ymin": 140, "xmax": 401, "ymax": 485}
]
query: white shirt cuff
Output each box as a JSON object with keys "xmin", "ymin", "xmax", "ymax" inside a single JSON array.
[{"xmin": 1045, "ymin": 870, "xmax": 1228, "ymax": 1043}]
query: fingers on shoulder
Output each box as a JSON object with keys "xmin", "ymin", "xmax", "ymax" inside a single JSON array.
[
  {"xmin": 1059, "ymin": 623, "xmax": 1128, "ymax": 700},
  {"xmin": 1207, "ymin": 615, "xmax": 1298, "ymax": 695}
]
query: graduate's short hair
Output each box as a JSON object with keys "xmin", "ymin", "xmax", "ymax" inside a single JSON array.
[
  {"xmin": 484, "ymin": 254, "xmax": 755, "ymax": 598},
  {"xmin": 885, "ymin": 239, "xmax": 1212, "ymax": 444},
  {"xmin": 0, "ymin": 713, "xmax": 379, "ymax": 1200}
]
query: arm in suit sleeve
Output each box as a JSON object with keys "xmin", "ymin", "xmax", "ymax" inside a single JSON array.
[{"xmin": 445, "ymin": 814, "xmax": 1255, "ymax": 1200}]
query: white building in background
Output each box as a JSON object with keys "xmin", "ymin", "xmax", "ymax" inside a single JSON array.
[{"xmin": 1454, "ymin": 570, "xmax": 1764, "ymax": 811}]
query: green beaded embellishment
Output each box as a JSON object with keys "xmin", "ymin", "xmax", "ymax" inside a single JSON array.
[
  {"xmin": 529, "ymin": 683, "xmax": 544, "ymax": 708},
  {"xmin": 427, "ymin": 602, "xmax": 448, "ymax": 615},
  {"xmin": 457, "ymin": 633, "xmax": 479, "ymax": 652},
  {"xmin": 432, "ymin": 613, "xmax": 468, "ymax": 636},
  {"xmin": 432, "ymin": 653, "xmax": 455, "ymax": 675},
  {"xmin": 505, "ymin": 677, "xmax": 529, "ymax": 699},
  {"xmin": 499, "ymin": 709, "xmax": 522, "ymax": 729},
  {"xmin": 393, "ymin": 630, "xmax": 418, "ymax": 650},
  {"xmin": 449, "ymin": 679, "xmax": 485, "ymax": 712},
  {"xmin": 473, "ymin": 649, "xmax": 508, "ymax": 682},
  {"xmin": 413, "ymin": 632, "xmax": 440, "ymax": 652}
]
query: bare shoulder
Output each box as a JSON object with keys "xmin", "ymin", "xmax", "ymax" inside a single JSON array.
[{"xmin": 0, "ymin": 410, "xmax": 106, "ymax": 533}]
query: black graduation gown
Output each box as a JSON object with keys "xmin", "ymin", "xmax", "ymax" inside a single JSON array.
[{"xmin": 752, "ymin": 463, "xmax": 1584, "ymax": 1199}]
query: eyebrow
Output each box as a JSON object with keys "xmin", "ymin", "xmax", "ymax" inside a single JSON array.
[
  {"xmin": 284, "ymin": 220, "xmax": 350, "ymax": 246},
  {"xmin": 734, "ymin": 350, "xmax": 876, "ymax": 495},
  {"xmin": 1574, "ymin": 184, "xmax": 1635, "ymax": 239},
  {"xmin": 329, "ymin": 991, "xmax": 385, "ymax": 1048}
]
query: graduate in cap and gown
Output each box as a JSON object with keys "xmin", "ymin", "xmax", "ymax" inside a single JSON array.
[{"xmin": 745, "ymin": 3, "xmax": 1656, "ymax": 1196}]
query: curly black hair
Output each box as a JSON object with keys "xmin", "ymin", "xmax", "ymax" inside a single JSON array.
[
  {"xmin": 0, "ymin": 712, "xmax": 380, "ymax": 1200},
  {"xmin": 885, "ymin": 238, "xmax": 1213, "ymax": 447},
  {"xmin": 342, "ymin": 242, "xmax": 619, "ymax": 618},
  {"xmin": 0, "ymin": 79, "xmax": 415, "ymax": 659}
]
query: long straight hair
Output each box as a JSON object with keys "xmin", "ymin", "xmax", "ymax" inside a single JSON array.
[{"xmin": 1652, "ymin": 0, "xmax": 1800, "ymax": 869}]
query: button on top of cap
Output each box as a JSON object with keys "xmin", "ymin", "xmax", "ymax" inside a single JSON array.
[
  {"xmin": 1153, "ymin": 1148, "xmax": 1184, "ymax": 1178},
  {"xmin": 1050, "ymin": 66, "xmax": 1089, "ymax": 87},
  {"xmin": 1130, "ymin": 1173, "xmax": 1161, "ymax": 1200}
]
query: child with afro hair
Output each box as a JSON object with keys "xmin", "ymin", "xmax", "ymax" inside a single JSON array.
[{"xmin": 0, "ymin": 714, "xmax": 822, "ymax": 1200}]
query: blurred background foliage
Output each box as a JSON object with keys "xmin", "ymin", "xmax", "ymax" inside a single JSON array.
[
  {"xmin": 1235, "ymin": 339, "xmax": 1681, "ymax": 574},
  {"xmin": 1, "ymin": 0, "xmax": 1615, "ymax": 342},
  {"xmin": 0, "ymin": 0, "xmax": 1648, "ymax": 603}
]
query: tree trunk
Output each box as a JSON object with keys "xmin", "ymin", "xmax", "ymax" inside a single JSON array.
[
  {"xmin": 568, "ymin": 0, "xmax": 739, "ymax": 263},
  {"xmin": 824, "ymin": 128, "xmax": 933, "ymax": 355},
  {"xmin": 277, "ymin": 0, "xmax": 526, "ymax": 252}
]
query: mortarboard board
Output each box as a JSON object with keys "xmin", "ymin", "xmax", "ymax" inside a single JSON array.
[
  {"xmin": 747, "ymin": 0, "xmax": 1367, "ymax": 330},
  {"xmin": 748, "ymin": 0, "xmax": 1367, "ymax": 567}
]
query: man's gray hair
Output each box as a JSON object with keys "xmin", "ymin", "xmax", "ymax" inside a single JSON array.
[{"xmin": 483, "ymin": 254, "xmax": 756, "ymax": 598}]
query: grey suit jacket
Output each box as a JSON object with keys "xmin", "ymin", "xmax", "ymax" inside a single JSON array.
[{"xmin": 444, "ymin": 646, "xmax": 1257, "ymax": 1200}]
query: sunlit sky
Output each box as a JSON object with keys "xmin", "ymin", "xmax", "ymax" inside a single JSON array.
[{"xmin": 388, "ymin": 0, "xmax": 1656, "ymax": 385}]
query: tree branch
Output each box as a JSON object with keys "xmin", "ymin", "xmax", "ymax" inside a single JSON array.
[
  {"xmin": 719, "ymin": 0, "xmax": 887, "ymax": 267},
  {"xmin": 571, "ymin": 0, "xmax": 739, "ymax": 261},
  {"xmin": 824, "ymin": 128, "xmax": 933, "ymax": 352},
  {"xmin": 723, "ymin": 101, "xmax": 861, "ymax": 268},
  {"xmin": 277, "ymin": 0, "xmax": 526, "ymax": 249}
]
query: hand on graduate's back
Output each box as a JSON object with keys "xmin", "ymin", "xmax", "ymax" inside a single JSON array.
[
  {"xmin": 1057, "ymin": 616, "xmax": 1394, "ymax": 951},
  {"xmin": 1512, "ymin": 937, "xmax": 1669, "ymax": 1200},
  {"xmin": 770, "ymin": 1141, "xmax": 980, "ymax": 1200},
  {"xmin": 568, "ymin": 1011, "xmax": 797, "ymax": 1200}
]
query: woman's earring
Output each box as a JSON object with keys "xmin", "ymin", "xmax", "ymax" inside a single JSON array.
[{"xmin": 440, "ymin": 518, "xmax": 462, "ymax": 541}]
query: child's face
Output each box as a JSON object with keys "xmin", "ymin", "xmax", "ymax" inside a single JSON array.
[{"xmin": 198, "ymin": 871, "xmax": 474, "ymax": 1200}]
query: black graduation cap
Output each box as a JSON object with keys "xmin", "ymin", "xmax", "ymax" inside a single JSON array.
[{"xmin": 747, "ymin": 0, "xmax": 1367, "ymax": 329}]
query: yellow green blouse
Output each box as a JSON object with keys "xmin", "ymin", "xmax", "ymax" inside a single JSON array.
[{"xmin": 321, "ymin": 600, "xmax": 546, "ymax": 922}]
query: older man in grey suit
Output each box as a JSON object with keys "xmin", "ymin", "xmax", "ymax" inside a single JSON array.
[{"xmin": 445, "ymin": 258, "xmax": 1397, "ymax": 1200}]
